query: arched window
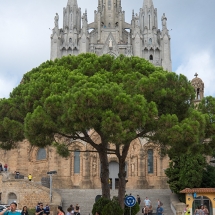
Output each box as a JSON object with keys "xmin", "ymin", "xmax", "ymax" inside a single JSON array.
[
  {"xmin": 149, "ymin": 38, "xmax": 152, "ymax": 45},
  {"xmin": 197, "ymin": 88, "xmax": 200, "ymax": 99},
  {"xmin": 147, "ymin": 149, "xmax": 153, "ymax": 173},
  {"xmin": 37, "ymin": 148, "xmax": 46, "ymax": 160},
  {"xmin": 149, "ymin": 15, "xmax": 151, "ymax": 30},
  {"xmin": 74, "ymin": 150, "xmax": 80, "ymax": 173},
  {"xmin": 149, "ymin": 55, "xmax": 153, "ymax": 60},
  {"xmin": 8, "ymin": 193, "xmax": 17, "ymax": 205}
]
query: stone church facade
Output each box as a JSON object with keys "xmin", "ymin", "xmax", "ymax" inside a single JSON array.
[{"xmin": 51, "ymin": 0, "xmax": 172, "ymax": 71}]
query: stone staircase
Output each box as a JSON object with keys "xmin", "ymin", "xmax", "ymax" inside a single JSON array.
[{"xmin": 55, "ymin": 189, "xmax": 174, "ymax": 215}]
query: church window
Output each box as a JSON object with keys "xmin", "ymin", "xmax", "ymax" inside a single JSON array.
[
  {"xmin": 197, "ymin": 88, "xmax": 200, "ymax": 99},
  {"xmin": 69, "ymin": 38, "xmax": 72, "ymax": 43},
  {"xmin": 8, "ymin": 193, "xmax": 17, "ymax": 204},
  {"xmin": 149, "ymin": 38, "xmax": 152, "ymax": 44},
  {"xmin": 149, "ymin": 55, "xmax": 153, "ymax": 60},
  {"xmin": 74, "ymin": 150, "xmax": 80, "ymax": 173},
  {"xmin": 147, "ymin": 149, "xmax": 154, "ymax": 173},
  {"xmin": 149, "ymin": 15, "xmax": 151, "ymax": 30},
  {"xmin": 108, "ymin": 0, "xmax": 111, "ymax": 10},
  {"xmin": 37, "ymin": 148, "xmax": 46, "ymax": 160}
]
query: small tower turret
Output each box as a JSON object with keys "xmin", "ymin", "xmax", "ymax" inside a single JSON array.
[
  {"xmin": 191, "ymin": 73, "xmax": 204, "ymax": 106},
  {"xmin": 160, "ymin": 13, "xmax": 172, "ymax": 71}
]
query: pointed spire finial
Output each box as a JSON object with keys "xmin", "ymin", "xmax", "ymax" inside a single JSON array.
[
  {"xmin": 67, "ymin": 0, "xmax": 77, "ymax": 6},
  {"xmin": 143, "ymin": 0, "xmax": 154, "ymax": 8},
  {"xmin": 194, "ymin": 73, "xmax": 198, "ymax": 78}
]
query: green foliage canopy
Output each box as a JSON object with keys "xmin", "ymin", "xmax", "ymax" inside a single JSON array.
[{"xmin": 0, "ymin": 54, "xmax": 200, "ymax": 154}]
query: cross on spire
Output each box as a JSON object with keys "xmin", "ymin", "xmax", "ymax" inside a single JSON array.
[{"xmin": 194, "ymin": 73, "xmax": 198, "ymax": 78}]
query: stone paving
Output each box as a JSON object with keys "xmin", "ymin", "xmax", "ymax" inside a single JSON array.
[{"xmin": 55, "ymin": 189, "xmax": 174, "ymax": 215}]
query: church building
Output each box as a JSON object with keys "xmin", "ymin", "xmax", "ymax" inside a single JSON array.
[{"xmin": 0, "ymin": 0, "xmax": 204, "ymax": 193}]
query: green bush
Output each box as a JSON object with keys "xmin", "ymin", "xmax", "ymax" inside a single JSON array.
[
  {"xmin": 28, "ymin": 208, "xmax": 36, "ymax": 215},
  {"xmin": 92, "ymin": 197, "xmax": 111, "ymax": 215},
  {"xmin": 102, "ymin": 200, "xmax": 123, "ymax": 215},
  {"xmin": 124, "ymin": 202, "xmax": 140, "ymax": 215}
]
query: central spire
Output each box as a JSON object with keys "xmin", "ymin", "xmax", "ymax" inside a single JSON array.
[
  {"xmin": 143, "ymin": 0, "xmax": 154, "ymax": 8},
  {"xmin": 67, "ymin": 0, "xmax": 77, "ymax": 6}
]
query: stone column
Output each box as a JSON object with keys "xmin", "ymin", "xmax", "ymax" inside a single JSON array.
[
  {"xmin": 137, "ymin": 149, "xmax": 148, "ymax": 188},
  {"xmin": 82, "ymin": 152, "xmax": 92, "ymax": 188}
]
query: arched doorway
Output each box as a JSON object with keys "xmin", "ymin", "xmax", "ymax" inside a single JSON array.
[
  {"xmin": 109, "ymin": 161, "xmax": 119, "ymax": 190},
  {"xmin": 192, "ymin": 196, "xmax": 212, "ymax": 214},
  {"xmin": 8, "ymin": 193, "xmax": 17, "ymax": 205}
]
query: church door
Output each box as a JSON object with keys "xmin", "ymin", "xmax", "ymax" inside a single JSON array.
[{"xmin": 109, "ymin": 161, "xmax": 119, "ymax": 190}]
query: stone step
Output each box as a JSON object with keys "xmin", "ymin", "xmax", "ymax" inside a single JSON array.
[{"xmin": 54, "ymin": 189, "xmax": 174, "ymax": 215}]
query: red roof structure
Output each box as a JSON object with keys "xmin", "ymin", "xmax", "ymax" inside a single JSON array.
[{"xmin": 180, "ymin": 188, "xmax": 215, "ymax": 193}]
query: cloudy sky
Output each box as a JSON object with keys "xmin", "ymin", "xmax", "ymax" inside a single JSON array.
[{"xmin": 0, "ymin": 0, "xmax": 215, "ymax": 98}]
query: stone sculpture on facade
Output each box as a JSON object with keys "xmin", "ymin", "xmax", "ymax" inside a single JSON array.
[{"xmin": 54, "ymin": 13, "xmax": 59, "ymax": 28}]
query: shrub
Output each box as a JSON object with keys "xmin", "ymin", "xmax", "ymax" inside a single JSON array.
[
  {"xmin": 92, "ymin": 197, "xmax": 111, "ymax": 215},
  {"xmin": 124, "ymin": 202, "xmax": 140, "ymax": 215},
  {"xmin": 102, "ymin": 199, "xmax": 123, "ymax": 215}
]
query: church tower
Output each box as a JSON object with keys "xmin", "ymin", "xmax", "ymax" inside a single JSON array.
[
  {"xmin": 51, "ymin": 0, "xmax": 81, "ymax": 60},
  {"xmin": 191, "ymin": 73, "xmax": 204, "ymax": 106},
  {"xmin": 136, "ymin": 0, "xmax": 172, "ymax": 71},
  {"xmin": 50, "ymin": 0, "xmax": 172, "ymax": 71}
]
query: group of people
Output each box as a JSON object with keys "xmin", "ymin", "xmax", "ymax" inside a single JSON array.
[
  {"xmin": 35, "ymin": 203, "xmax": 50, "ymax": 215},
  {"xmin": 0, "ymin": 163, "xmax": 7, "ymax": 172},
  {"xmin": 136, "ymin": 195, "xmax": 164, "ymax": 215},
  {"xmin": 0, "ymin": 202, "xmax": 33, "ymax": 215},
  {"xmin": 184, "ymin": 204, "xmax": 209, "ymax": 215},
  {"xmin": 65, "ymin": 204, "xmax": 80, "ymax": 215}
]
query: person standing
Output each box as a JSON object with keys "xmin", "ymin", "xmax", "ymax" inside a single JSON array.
[
  {"xmin": 44, "ymin": 204, "xmax": 50, "ymax": 215},
  {"xmin": 148, "ymin": 205, "xmax": 153, "ymax": 215},
  {"xmin": 156, "ymin": 205, "xmax": 164, "ymax": 215},
  {"xmin": 4, "ymin": 164, "xmax": 7, "ymax": 171},
  {"xmin": 144, "ymin": 197, "xmax": 151, "ymax": 207},
  {"xmin": 74, "ymin": 204, "xmax": 80, "ymax": 215},
  {"xmin": 66, "ymin": 208, "xmax": 72, "ymax": 215},
  {"xmin": 35, "ymin": 204, "xmax": 44, "ymax": 215},
  {"xmin": 184, "ymin": 204, "xmax": 190, "ymax": 215},
  {"xmin": 57, "ymin": 206, "xmax": 65, "ymax": 215},
  {"xmin": 21, "ymin": 206, "xmax": 29, "ymax": 215},
  {"xmin": 69, "ymin": 205, "xmax": 74, "ymax": 215},
  {"xmin": 137, "ymin": 195, "xmax": 141, "ymax": 205},
  {"xmin": 0, "ymin": 202, "xmax": 21, "ymax": 215},
  {"xmin": 203, "ymin": 205, "xmax": 209, "ymax": 215}
]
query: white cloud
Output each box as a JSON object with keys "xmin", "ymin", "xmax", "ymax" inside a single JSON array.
[
  {"xmin": 176, "ymin": 50, "xmax": 215, "ymax": 97},
  {"xmin": 0, "ymin": 76, "xmax": 17, "ymax": 98}
]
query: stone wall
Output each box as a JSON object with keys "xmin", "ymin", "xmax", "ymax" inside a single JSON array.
[
  {"xmin": 0, "ymin": 175, "xmax": 61, "ymax": 211},
  {"xmin": 0, "ymin": 138, "xmax": 170, "ymax": 190}
]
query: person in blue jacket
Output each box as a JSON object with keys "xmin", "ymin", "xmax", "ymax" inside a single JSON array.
[
  {"xmin": 156, "ymin": 205, "xmax": 164, "ymax": 215},
  {"xmin": 44, "ymin": 204, "xmax": 50, "ymax": 215}
]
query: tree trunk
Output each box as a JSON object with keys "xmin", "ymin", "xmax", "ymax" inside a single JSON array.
[
  {"xmin": 98, "ymin": 149, "xmax": 110, "ymax": 199},
  {"xmin": 117, "ymin": 143, "xmax": 130, "ymax": 209},
  {"xmin": 118, "ymin": 157, "xmax": 127, "ymax": 209}
]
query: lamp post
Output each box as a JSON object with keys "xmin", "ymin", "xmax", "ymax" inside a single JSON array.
[{"xmin": 47, "ymin": 171, "xmax": 57, "ymax": 203}]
